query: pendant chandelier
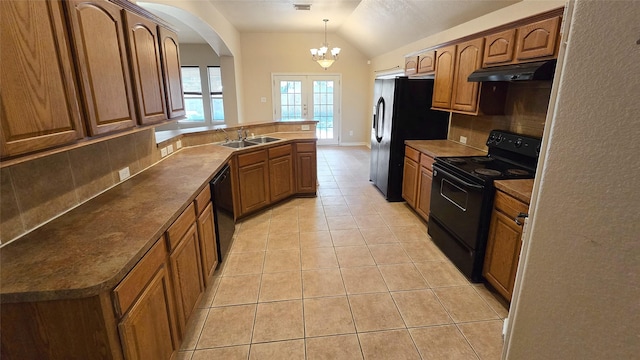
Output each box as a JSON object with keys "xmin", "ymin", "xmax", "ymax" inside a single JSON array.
[{"xmin": 310, "ymin": 19, "xmax": 340, "ymax": 70}]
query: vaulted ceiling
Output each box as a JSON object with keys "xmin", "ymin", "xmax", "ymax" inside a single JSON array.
[{"xmin": 144, "ymin": 0, "xmax": 520, "ymax": 58}]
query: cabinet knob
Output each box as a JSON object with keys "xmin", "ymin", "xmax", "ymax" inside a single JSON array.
[{"xmin": 514, "ymin": 212, "xmax": 528, "ymax": 226}]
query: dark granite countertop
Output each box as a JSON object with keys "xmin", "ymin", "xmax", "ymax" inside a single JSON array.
[
  {"xmin": 0, "ymin": 132, "xmax": 315, "ymax": 303},
  {"xmin": 404, "ymin": 140, "xmax": 487, "ymax": 158}
]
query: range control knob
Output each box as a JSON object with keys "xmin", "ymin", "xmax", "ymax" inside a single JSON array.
[
  {"xmin": 495, "ymin": 134, "xmax": 504, "ymax": 144},
  {"xmin": 487, "ymin": 133, "xmax": 497, "ymax": 145},
  {"xmin": 514, "ymin": 138, "xmax": 523, "ymax": 148}
]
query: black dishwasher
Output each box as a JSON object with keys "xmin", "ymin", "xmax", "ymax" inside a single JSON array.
[{"xmin": 210, "ymin": 164, "xmax": 235, "ymax": 264}]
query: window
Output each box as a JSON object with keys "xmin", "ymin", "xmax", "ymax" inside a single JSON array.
[
  {"xmin": 208, "ymin": 67, "xmax": 224, "ymax": 121},
  {"xmin": 181, "ymin": 67, "xmax": 205, "ymax": 122}
]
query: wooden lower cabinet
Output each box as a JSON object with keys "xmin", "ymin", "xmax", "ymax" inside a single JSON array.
[
  {"xmin": 416, "ymin": 165, "xmax": 433, "ymax": 220},
  {"xmin": 237, "ymin": 150, "xmax": 270, "ymax": 215},
  {"xmin": 295, "ymin": 142, "xmax": 317, "ymax": 195},
  {"xmin": 197, "ymin": 202, "xmax": 218, "ymax": 284},
  {"xmin": 401, "ymin": 146, "xmax": 420, "ymax": 208},
  {"xmin": 119, "ymin": 265, "xmax": 178, "ymax": 360},
  {"xmin": 269, "ymin": 145, "xmax": 294, "ymax": 202},
  {"xmin": 483, "ymin": 190, "xmax": 529, "ymax": 302}
]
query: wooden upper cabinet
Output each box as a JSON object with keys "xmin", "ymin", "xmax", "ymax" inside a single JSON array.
[
  {"xmin": 483, "ymin": 29, "xmax": 516, "ymax": 67},
  {"xmin": 404, "ymin": 56, "xmax": 418, "ymax": 76},
  {"xmin": 432, "ymin": 45, "xmax": 456, "ymax": 110},
  {"xmin": 66, "ymin": 0, "xmax": 137, "ymax": 136},
  {"xmin": 0, "ymin": 0, "xmax": 84, "ymax": 158},
  {"xmin": 417, "ymin": 51, "xmax": 436, "ymax": 74},
  {"xmin": 516, "ymin": 16, "xmax": 560, "ymax": 61},
  {"xmin": 158, "ymin": 27, "xmax": 186, "ymax": 119},
  {"xmin": 451, "ymin": 38, "xmax": 484, "ymax": 113},
  {"xmin": 125, "ymin": 11, "xmax": 167, "ymax": 125}
]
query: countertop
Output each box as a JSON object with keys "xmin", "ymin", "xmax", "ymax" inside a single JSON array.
[
  {"xmin": 494, "ymin": 179, "xmax": 535, "ymax": 204},
  {"xmin": 0, "ymin": 132, "xmax": 315, "ymax": 303},
  {"xmin": 404, "ymin": 140, "xmax": 487, "ymax": 158}
]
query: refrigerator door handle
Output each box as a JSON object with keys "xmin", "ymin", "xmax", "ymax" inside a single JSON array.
[{"xmin": 375, "ymin": 97, "xmax": 385, "ymax": 143}]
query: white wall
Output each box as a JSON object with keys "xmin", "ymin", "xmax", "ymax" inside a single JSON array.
[
  {"xmin": 239, "ymin": 32, "xmax": 370, "ymax": 144},
  {"xmin": 505, "ymin": 0, "xmax": 640, "ymax": 358}
]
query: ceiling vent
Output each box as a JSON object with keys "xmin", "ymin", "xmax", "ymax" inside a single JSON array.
[{"xmin": 294, "ymin": 4, "xmax": 311, "ymax": 11}]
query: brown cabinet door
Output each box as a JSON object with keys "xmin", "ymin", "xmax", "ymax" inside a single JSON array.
[
  {"xmin": 401, "ymin": 157, "xmax": 419, "ymax": 208},
  {"xmin": 483, "ymin": 29, "xmax": 516, "ymax": 67},
  {"xmin": 66, "ymin": 0, "xmax": 137, "ymax": 136},
  {"xmin": 483, "ymin": 209, "xmax": 523, "ymax": 301},
  {"xmin": 417, "ymin": 51, "xmax": 436, "ymax": 73},
  {"xmin": 415, "ymin": 166, "xmax": 432, "ymax": 220},
  {"xmin": 197, "ymin": 202, "xmax": 218, "ymax": 285},
  {"xmin": 169, "ymin": 223, "xmax": 205, "ymax": 336},
  {"xmin": 238, "ymin": 157, "xmax": 270, "ymax": 215},
  {"xmin": 1, "ymin": 0, "xmax": 84, "ymax": 158},
  {"xmin": 404, "ymin": 56, "xmax": 418, "ymax": 76},
  {"xmin": 432, "ymin": 45, "xmax": 456, "ymax": 110},
  {"xmin": 296, "ymin": 149, "xmax": 317, "ymax": 194},
  {"xmin": 119, "ymin": 266, "xmax": 179, "ymax": 360},
  {"xmin": 158, "ymin": 27, "xmax": 186, "ymax": 119},
  {"xmin": 270, "ymin": 154, "xmax": 294, "ymax": 202},
  {"xmin": 516, "ymin": 16, "xmax": 560, "ymax": 61},
  {"xmin": 125, "ymin": 11, "xmax": 167, "ymax": 125},
  {"xmin": 451, "ymin": 38, "xmax": 484, "ymax": 114}
]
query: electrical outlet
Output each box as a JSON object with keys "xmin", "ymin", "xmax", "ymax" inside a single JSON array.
[
  {"xmin": 301, "ymin": 124, "xmax": 310, "ymax": 131},
  {"xmin": 167, "ymin": 144, "xmax": 174, "ymax": 154},
  {"xmin": 460, "ymin": 136, "xmax": 467, "ymax": 144},
  {"xmin": 118, "ymin": 167, "xmax": 130, "ymax": 181},
  {"xmin": 349, "ymin": 130, "xmax": 353, "ymax": 136},
  {"xmin": 160, "ymin": 147, "xmax": 168, "ymax": 157},
  {"xmin": 176, "ymin": 140, "xmax": 182, "ymax": 149}
]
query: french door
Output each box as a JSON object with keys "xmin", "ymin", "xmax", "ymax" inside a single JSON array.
[{"xmin": 273, "ymin": 74, "xmax": 341, "ymax": 145}]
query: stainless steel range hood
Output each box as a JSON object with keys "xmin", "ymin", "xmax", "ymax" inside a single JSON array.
[{"xmin": 468, "ymin": 60, "xmax": 556, "ymax": 82}]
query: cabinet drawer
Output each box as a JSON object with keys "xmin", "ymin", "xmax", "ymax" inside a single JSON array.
[
  {"xmin": 238, "ymin": 149, "xmax": 267, "ymax": 167},
  {"xmin": 194, "ymin": 186, "xmax": 211, "ymax": 215},
  {"xmin": 113, "ymin": 237, "xmax": 168, "ymax": 317},
  {"xmin": 494, "ymin": 190, "xmax": 529, "ymax": 218},
  {"xmin": 405, "ymin": 146, "xmax": 420, "ymax": 162},
  {"xmin": 419, "ymin": 153, "xmax": 435, "ymax": 170},
  {"xmin": 166, "ymin": 203, "xmax": 196, "ymax": 251},
  {"xmin": 269, "ymin": 144, "xmax": 292, "ymax": 159},
  {"xmin": 296, "ymin": 142, "xmax": 315, "ymax": 153}
]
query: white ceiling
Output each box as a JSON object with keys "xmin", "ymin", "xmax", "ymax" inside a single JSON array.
[{"xmin": 145, "ymin": 0, "xmax": 520, "ymax": 58}]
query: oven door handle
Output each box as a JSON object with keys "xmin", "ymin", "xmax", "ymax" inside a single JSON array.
[{"xmin": 433, "ymin": 167, "xmax": 484, "ymax": 190}]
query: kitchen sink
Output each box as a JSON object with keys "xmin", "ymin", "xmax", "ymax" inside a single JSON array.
[
  {"xmin": 245, "ymin": 136, "xmax": 281, "ymax": 144},
  {"xmin": 220, "ymin": 140, "xmax": 258, "ymax": 148}
]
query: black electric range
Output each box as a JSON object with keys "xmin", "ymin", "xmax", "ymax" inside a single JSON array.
[{"xmin": 428, "ymin": 130, "xmax": 542, "ymax": 282}]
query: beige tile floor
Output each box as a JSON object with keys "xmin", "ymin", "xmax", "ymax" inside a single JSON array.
[{"xmin": 178, "ymin": 146, "xmax": 509, "ymax": 360}]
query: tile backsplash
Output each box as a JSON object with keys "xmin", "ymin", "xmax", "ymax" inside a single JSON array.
[
  {"xmin": 0, "ymin": 129, "xmax": 162, "ymax": 245},
  {"xmin": 449, "ymin": 81, "xmax": 552, "ymax": 150}
]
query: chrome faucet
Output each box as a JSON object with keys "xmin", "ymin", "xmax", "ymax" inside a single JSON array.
[
  {"xmin": 237, "ymin": 127, "xmax": 244, "ymax": 141},
  {"xmin": 219, "ymin": 128, "xmax": 229, "ymax": 142}
]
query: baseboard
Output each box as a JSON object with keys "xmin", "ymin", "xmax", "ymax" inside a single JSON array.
[{"xmin": 338, "ymin": 142, "xmax": 368, "ymax": 146}]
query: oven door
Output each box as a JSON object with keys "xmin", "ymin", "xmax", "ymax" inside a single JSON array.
[{"xmin": 429, "ymin": 163, "xmax": 486, "ymax": 250}]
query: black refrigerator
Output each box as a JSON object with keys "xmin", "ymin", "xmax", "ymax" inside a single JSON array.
[{"xmin": 370, "ymin": 76, "xmax": 449, "ymax": 201}]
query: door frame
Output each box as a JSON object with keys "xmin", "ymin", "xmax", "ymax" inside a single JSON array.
[{"xmin": 271, "ymin": 73, "xmax": 342, "ymax": 145}]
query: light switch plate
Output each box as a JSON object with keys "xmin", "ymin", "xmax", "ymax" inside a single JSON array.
[
  {"xmin": 301, "ymin": 124, "xmax": 310, "ymax": 131},
  {"xmin": 260, "ymin": 97, "xmax": 267, "ymax": 103},
  {"xmin": 167, "ymin": 144, "xmax": 174, "ymax": 154},
  {"xmin": 176, "ymin": 140, "xmax": 182, "ymax": 149},
  {"xmin": 160, "ymin": 147, "xmax": 168, "ymax": 157},
  {"xmin": 460, "ymin": 136, "xmax": 467, "ymax": 144},
  {"xmin": 118, "ymin": 167, "xmax": 130, "ymax": 181}
]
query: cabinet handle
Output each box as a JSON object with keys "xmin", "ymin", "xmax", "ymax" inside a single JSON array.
[{"xmin": 514, "ymin": 212, "xmax": 528, "ymax": 226}]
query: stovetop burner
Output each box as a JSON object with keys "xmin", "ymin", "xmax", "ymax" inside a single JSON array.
[
  {"xmin": 471, "ymin": 157, "xmax": 494, "ymax": 163},
  {"xmin": 447, "ymin": 158, "xmax": 467, "ymax": 165},
  {"xmin": 506, "ymin": 169, "xmax": 530, "ymax": 176},
  {"xmin": 474, "ymin": 168, "xmax": 502, "ymax": 177}
]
